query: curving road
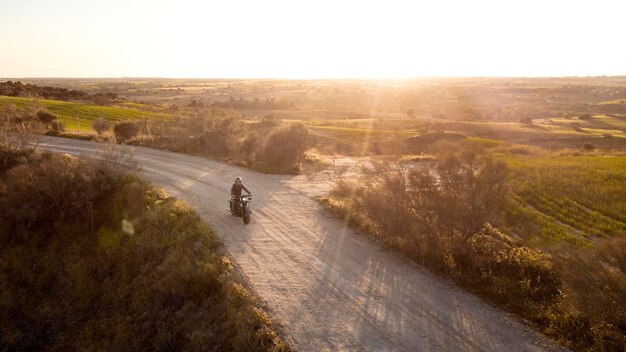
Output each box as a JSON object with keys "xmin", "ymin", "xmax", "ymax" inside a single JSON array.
[{"xmin": 38, "ymin": 136, "xmax": 567, "ymax": 352}]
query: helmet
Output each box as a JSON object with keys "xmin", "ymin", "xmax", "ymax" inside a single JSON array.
[{"xmin": 235, "ymin": 176, "xmax": 242, "ymax": 183}]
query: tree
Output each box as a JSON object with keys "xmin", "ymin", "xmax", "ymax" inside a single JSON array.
[
  {"xmin": 113, "ymin": 121, "xmax": 139, "ymax": 143},
  {"xmin": 36, "ymin": 110, "xmax": 55, "ymax": 128},
  {"xmin": 406, "ymin": 109, "xmax": 416, "ymax": 119},
  {"xmin": 92, "ymin": 118, "xmax": 111, "ymax": 135}
]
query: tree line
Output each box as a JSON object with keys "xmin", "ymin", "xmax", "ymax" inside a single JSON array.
[{"xmin": 0, "ymin": 81, "xmax": 118, "ymax": 104}]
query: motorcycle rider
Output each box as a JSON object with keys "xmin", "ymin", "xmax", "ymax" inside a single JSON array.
[{"xmin": 230, "ymin": 176, "xmax": 251, "ymax": 215}]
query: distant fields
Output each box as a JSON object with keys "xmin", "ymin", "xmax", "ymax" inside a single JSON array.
[
  {"xmin": 301, "ymin": 115, "xmax": 626, "ymax": 149},
  {"xmin": 0, "ymin": 96, "xmax": 169, "ymax": 131},
  {"xmin": 2, "ymin": 94, "xmax": 626, "ymax": 248},
  {"xmin": 503, "ymin": 154, "xmax": 626, "ymax": 246}
]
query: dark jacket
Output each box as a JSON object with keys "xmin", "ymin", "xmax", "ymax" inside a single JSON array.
[{"xmin": 231, "ymin": 183, "xmax": 250, "ymax": 197}]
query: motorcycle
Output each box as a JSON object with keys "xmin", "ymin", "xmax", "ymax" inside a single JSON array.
[{"xmin": 228, "ymin": 194, "xmax": 252, "ymax": 224}]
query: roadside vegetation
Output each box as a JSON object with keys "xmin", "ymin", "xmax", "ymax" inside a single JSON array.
[
  {"xmin": 321, "ymin": 142, "xmax": 626, "ymax": 351},
  {"xmin": 0, "ymin": 141, "xmax": 290, "ymax": 351},
  {"xmin": 129, "ymin": 110, "xmax": 311, "ymax": 174},
  {"xmin": 0, "ymin": 96, "xmax": 311, "ymax": 174}
]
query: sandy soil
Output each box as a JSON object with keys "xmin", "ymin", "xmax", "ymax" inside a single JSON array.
[{"xmin": 37, "ymin": 136, "xmax": 568, "ymax": 352}]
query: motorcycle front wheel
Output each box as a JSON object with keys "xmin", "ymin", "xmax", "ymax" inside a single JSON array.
[{"xmin": 242, "ymin": 206, "xmax": 251, "ymax": 224}]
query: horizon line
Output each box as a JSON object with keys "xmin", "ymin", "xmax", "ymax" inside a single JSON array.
[{"xmin": 2, "ymin": 75, "xmax": 626, "ymax": 81}]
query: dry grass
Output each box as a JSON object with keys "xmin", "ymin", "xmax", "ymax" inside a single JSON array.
[{"xmin": 0, "ymin": 148, "xmax": 290, "ymax": 351}]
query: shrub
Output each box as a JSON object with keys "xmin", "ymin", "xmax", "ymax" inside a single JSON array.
[
  {"xmin": 201, "ymin": 129, "xmax": 235, "ymax": 157},
  {"xmin": 51, "ymin": 120, "xmax": 65, "ymax": 132},
  {"xmin": 1, "ymin": 105, "xmax": 40, "ymax": 153},
  {"xmin": 582, "ymin": 143, "xmax": 594, "ymax": 151},
  {"xmin": 555, "ymin": 238, "xmax": 626, "ymax": 350},
  {"xmin": 113, "ymin": 121, "xmax": 139, "ymax": 142},
  {"xmin": 256, "ymin": 124, "xmax": 310, "ymax": 173},
  {"xmin": 92, "ymin": 118, "xmax": 111, "ymax": 135},
  {"xmin": 410, "ymin": 146, "xmax": 508, "ymax": 237},
  {"xmin": 36, "ymin": 109, "xmax": 55, "ymax": 128},
  {"xmin": 578, "ymin": 114, "xmax": 593, "ymax": 120},
  {"xmin": 240, "ymin": 132, "xmax": 260, "ymax": 159},
  {"xmin": 0, "ymin": 150, "xmax": 290, "ymax": 351}
]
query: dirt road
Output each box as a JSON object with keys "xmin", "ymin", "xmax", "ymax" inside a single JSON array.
[{"xmin": 38, "ymin": 136, "xmax": 567, "ymax": 352}]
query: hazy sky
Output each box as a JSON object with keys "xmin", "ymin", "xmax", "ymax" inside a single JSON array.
[{"xmin": 1, "ymin": 0, "xmax": 625, "ymax": 78}]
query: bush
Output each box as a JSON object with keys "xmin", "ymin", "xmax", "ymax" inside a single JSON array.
[
  {"xmin": 113, "ymin": 121, "xmax": 139, "ymax": 142},
  {"xmin": 555, "ymin": 237, "xmax": 626, "ymax": 350},
  {"xmin": 583, "ymin": 143, "xmax": 594, "ymax": 151},
  {"xmin": 256, "ymin": 124, "xmax": 310, "ymax": 173},
  {"xmin": 578, "ymin": 114, "xmax": 593, "ymax": 120},
  {"xmin": 0, "ymin": 150, "xmax": 290, "ymax": 351},
  {"xmin": 92, "ymin": 118, "xmax": 111, "ymax": 135},
  {"xmin": 1, "ymin": 105, "xmax": 40, "ymax": 153},
  {"xmin": 51, "ymin": 120, "xmax": 65, "ymax": 132},
  {"xmin": 240, "ymin": 132, "xmax": 260, "ymax": 160},
  {"xmin": 410, "ymin": 146, "xmax": 508, "ymax": 237},
  {"xmin": 36, "ymin": 109, "xmax": 55, "ymax": 128}
]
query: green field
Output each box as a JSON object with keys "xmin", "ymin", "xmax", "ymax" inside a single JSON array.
[
  {"xmin": 0, "ymin": 96, "xmax": 169, "ymax": 132},
  {"xmin": 503, "ymin": 154, "xmax": 626, "ymax": 246}
]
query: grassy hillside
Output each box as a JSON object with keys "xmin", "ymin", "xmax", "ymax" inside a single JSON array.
[
  {"xmin": 0, "ymin": 147, "xmax": 289, "ymax": 351},
  {"xmin": 0, "ymin": 95, "xmax": 168, "ymax": 131}
]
